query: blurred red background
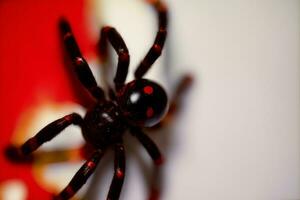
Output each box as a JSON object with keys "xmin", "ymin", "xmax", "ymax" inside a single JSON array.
[{"xmin": 0, "ymin": 0, "xmax": 96, "ymax": 199}]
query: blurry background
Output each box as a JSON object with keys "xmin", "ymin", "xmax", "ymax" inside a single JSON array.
[{"xmin": 0, "ymin": 0, "xmax": 299, "ymax": 199}]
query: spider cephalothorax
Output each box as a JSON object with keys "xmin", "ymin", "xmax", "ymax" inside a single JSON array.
[{"xmin": 5, "ymin": 0, "xmax": 192, "ymax": 199}]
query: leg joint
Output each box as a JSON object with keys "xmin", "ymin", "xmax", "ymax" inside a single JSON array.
[{"xmin": 152, "ymin": 44, "xmax": 162, "ymax": 56}]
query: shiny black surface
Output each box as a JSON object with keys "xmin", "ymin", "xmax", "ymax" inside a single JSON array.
[
  {"xmin": 117, "ymin": 79, "xmax": 168, "ymax": 127},
  {"xmin": 82, "ymin": 102, "xmax": 126, "ymax": 148}
]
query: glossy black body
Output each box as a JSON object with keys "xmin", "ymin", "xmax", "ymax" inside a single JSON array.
[
  {"xmin": 82, "ymin": 101, "xmax": 125, "ymax": 148},
  {"xmin": 82, "ymin": 78, "xmax": 168, "ymax": 148},
  {"xmin": 117, "ymin": 79, "xmax": 168, "ymax": 127}
]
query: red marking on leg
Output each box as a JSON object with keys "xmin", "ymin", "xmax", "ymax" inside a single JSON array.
[
  {"xmin": 87, "ymin": 161, "xmax": 96, "ymax": 169},
  {"xmin": 146, "ymin": 0, "xmax": 158, "ymax": 4},
  {"xmin": 159, "ymin": 27, "xmax": 167, "ymax": 33},
  {"xmin": 103, "ymin": 26, "xmax": 111, "ymax": 33},
  {"xmin": 154, "ymin": 156, "xmax": 164, "ymax": 165},
  {"xmin": 181, "ymin": 75, "xmax": 193, "ymax": 90},
  {"xmin": 146, "ymin": 107, "xmax": 154, "ymax": 118},
  {"xmin": 52, "ymin": 195, "xmax": 63, "ymax": 200},
  {"xmin": 184, "ymin": 74, "xmax": 193, "ymax": 85},
  {"xmin": 80, "ymin": 144, "xmax": 94, "ymax": 159},
  {"xmin": 116, "ymin": 168, "xmax": 124, "ymax": 179},
  {"xmin": 75, "ymin": 57, "xmax": 84, "ymax": 65},
  {"xmin": 63, "ymin": 32, "xmax": 72, "ymax": 40},
  {"xmin": 28, "ymin": 138, "xmax": 39, "ymax": 150},
  {"xmin": 119, "ymin": 52, "xmax": 129, "ymax": 62},
  {"xmin": 153, "ymin": 44, "xmax": 162, "ymax": 55},
  {"xmin": 149, "ymin": 187, "xmax": 160, "ymax": 200},
  {"xmin": 65, "ymin": 186, "xmax": 75, "ymax": 196},
  {"xmin": 143, "ymin": 86, "xmax": 153, "ymax": 95},
  {"xmin": 64, "ymin": 115, "xmax": 72, "ymax": 122},
  {"xmin": 157, "ymin": 2, "xmax": 167, "ymax": 12}
]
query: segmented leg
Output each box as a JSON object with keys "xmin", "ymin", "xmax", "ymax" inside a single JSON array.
[
  {"xmin": 5, "ymin": 142, "xmax": 93, "ymax": 165},
  {"xmin": 5, "ymin": 113, "xmax": 83, "ymax": 161},
  {"xmin": 130, "ymin": 127, "xmax": 163, "ymax": 165},
  {"xmin": 134, "ymin": 0, "xmax": 168, "ymax": 78},
  {"xmin": 53, "ymin": 149, "xmax": 104, "ymax": 200},
  {"xmin": 107, "ymin": 143, "xmax": 126, "ymax": 200},
  {"xmin": 98, "ymin": 26, "xmax": 130, "ymax": 91},
  {"xmin": 59, "ymin": 19, "xmax": 105, "ymax": 100}
]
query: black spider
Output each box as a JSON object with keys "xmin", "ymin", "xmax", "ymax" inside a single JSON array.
[{"xmin": 5, "ymin": 0, "xmax": 192, "ymax": 199}]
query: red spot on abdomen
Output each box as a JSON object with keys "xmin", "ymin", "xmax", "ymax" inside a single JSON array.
[
  {"xmin": 143, "ymin": 86, "xmax": 153, "ymax": 95},
  {"xmin": 146, "ymin": 107, "xmax": 154, "ymax": 118}
]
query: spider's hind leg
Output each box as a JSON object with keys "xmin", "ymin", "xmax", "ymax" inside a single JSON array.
[
  {"xmin": 130, "ymin": 127, "xmax": 163, "ymax": 200},
  {"xmin": 5, "ymin": 113, "xmax": 83, "ymax": 162},
  {"xmin": 151, "ymin": 74, "xmax": 193, "ymax": 129},
  {"xmin": 130, "ymin": 127, "xmax": 163, "ymax": 165}
]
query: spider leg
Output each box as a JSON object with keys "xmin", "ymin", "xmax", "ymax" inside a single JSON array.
[
  {"xmin": 107, "ymin": 142, "xmax": 126, "ymax": 200},
  {"xmin": 98, "ymin": 27, "xmax": 130, "ymax": 91},
  {"xmin": 53, "ymin": 149, "xmax": 104, "ymax": 200},
  {"xmin": 59, "ymin": 19, "xmax": 105, "ymax": 100},
  {"xmin": 130, "ymin": 127, "xmax": 163, "ymax": 165},
  {"xmin": 30, "ymin": 146, "xmax": 87, "ymax": 164},
  {"xmin": 130, "ymin": 127, "xmax": 163, "ymax": 200},
  {"xmin": 134, "ymin": 0, "xmax": 168, "ymax": 79},
  {"xmin": 152, "ymin": 74, "xmax": 193, "ymax": 128},
  {"xmin": 5, "ymin": 145, "xmax": 87, "ymax": 164},
  {"xmin": 5, "ymin": 113, "xmax": 83, "ymax": 161}
]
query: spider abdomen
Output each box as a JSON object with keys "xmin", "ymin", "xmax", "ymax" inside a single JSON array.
[
  {"xmin": 117, "ymin": 79, "xmax": 168, "ymax": 127},
  {"xmin": 82, "ymin": 102, "xmax": 126, "ymax": 148}
]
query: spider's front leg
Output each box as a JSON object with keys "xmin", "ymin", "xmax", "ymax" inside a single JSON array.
[
  {"xmin": 53, "ymin": 149, "xmax": 104, "ymax": 200},
  {"xmin": 5, "ymin": 113, "xmax": 83, "ymax": 162},
  {"xmin": 134, "ymin": 0, "xmax": 168, "ymax": 79},
  {"xmin": 59, "ymin": 19, "xmax": 105, "ymax": 101},
  {"xmin": 98, "ymin": 26, "xmax": 130, "ymax": 91}
]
